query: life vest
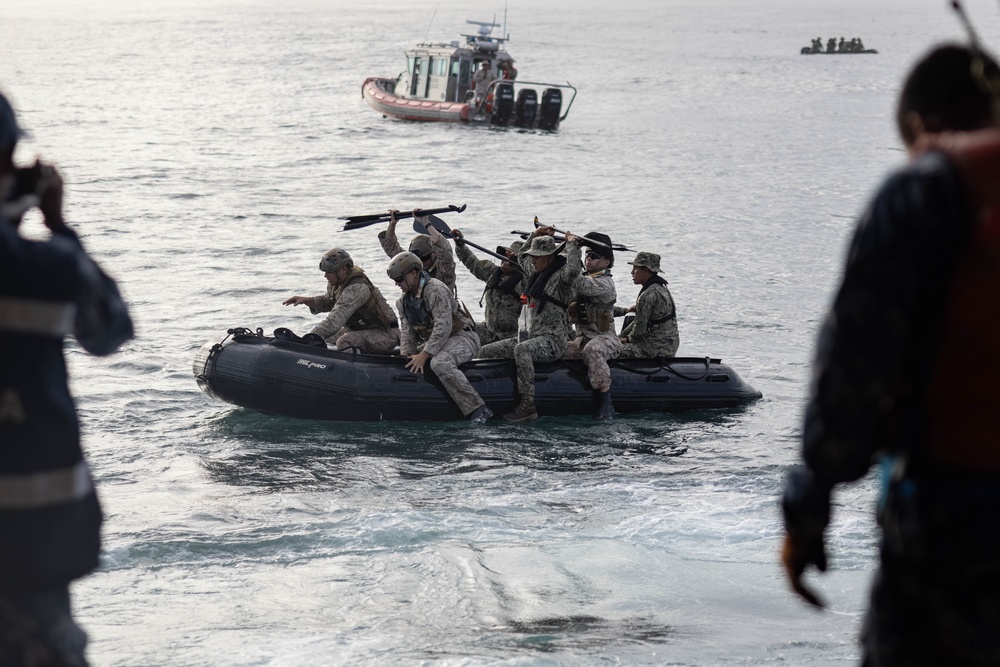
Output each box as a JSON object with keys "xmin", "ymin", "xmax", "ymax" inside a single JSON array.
[
  {"xmin": 924, "ymin": 207, "xmax": 1000, "ymax": 472},
  {"xmin": 523, "ymin": 255, "xmax": 569, "ymax": 313},
  {"xmin": 479, "ymin": 267, "xmax": 522, "ymax": 308},
  {"xmin": 334, "ymin": 267, "xmax": 396, "ymax": 330}
]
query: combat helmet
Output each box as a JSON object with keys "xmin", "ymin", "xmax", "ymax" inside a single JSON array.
[
  {"xmin": 387, "ymin": 252, "xmax": 423, "ymax": 282},
  {"xmin": 319, "ymin": 247, "xmax": 353, "ymax": 273},
  {"xmin": 408, "ymin": 234, "xmax": 434, "ymax": 260}
]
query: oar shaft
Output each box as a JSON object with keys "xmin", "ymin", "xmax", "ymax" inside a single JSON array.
[{"xmin": 340, "ymin": 204, "xmax": 466, "ymax": 230}]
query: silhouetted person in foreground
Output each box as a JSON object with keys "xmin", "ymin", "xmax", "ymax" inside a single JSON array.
[
  {"xmin": 1, "ymin": 90, "xmax": 134, "ymax": 666},
  {"xmin": 782, "ymin": 44, "xmax": 1000, "ymax": 665}
]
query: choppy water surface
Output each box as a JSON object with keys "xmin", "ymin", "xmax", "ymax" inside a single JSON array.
[{"xmin": 3, "ymin": 0, "xmax": 996, "ymax": 664}]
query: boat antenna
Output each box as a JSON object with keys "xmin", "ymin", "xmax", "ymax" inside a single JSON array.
[
  {"xmin": 504, "ymin": 2, "xmax": 508, "ymax": 42},
  {"xmin": 951, "ymin": 0, "xmax": 982, "ymax": 49},
  {"xmin": 423, "ymin": 2, "xmax": 440, "ymax": 44},
  {"xmin": 950, "ymin": 0, "xmax": 1000, "ymax": 123}
]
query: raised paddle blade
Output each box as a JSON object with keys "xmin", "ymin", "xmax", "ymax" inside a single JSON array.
[
  {"xmin": 339, "ymin": 204, "xmax": 467, "ymax": 232},
  {"xmin": 411, "ymin": 213, "xmax": 454, "ymax": 237}
]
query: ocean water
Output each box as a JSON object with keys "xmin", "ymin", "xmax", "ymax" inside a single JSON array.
[{"xmin": 2, "ymin": 0, "xmax": 997, "ymax": 664}]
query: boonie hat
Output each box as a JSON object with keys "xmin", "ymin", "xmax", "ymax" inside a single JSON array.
[
  {"xmin": 628, "ymin": 251, "xmax": 661, "ymax": 274},
  {"xmin": 523, "ymin": 235, "xmax": 561, "ymax": 257}
]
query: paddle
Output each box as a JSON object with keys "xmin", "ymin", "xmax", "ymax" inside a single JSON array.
[
  {"xmin": 412, "ymin": 216, "xmax": 528, "ymax": 274},
  {"xmin": 510, "ymin": 229, "xmax": 634, "ymax": 253},
  {"xmin": 532, "ymin": 217, "xmax": 635, "ymax": 252},
  {"xmin": 339, "ymin": 204, "xmax": 467, "ymax": 232}
]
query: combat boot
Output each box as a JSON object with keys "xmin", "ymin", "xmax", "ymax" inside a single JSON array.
[
  {"xmin": 468, "ymin": 404, "xmax": 493, "ymax": 424},
  {"xmin": 595, "ymin": 390, "xmax": 614, "ymax": 420},
  {"xmin": 503, "ymin": 396, "xmax": 538, "ymax": 422}
]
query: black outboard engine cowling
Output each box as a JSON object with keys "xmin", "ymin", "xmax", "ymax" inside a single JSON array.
[
  {"xmin": 491, "ymin": 82, "xmax": 515, "ymax": 126},
  {"xmin": 538, "ymin": 88, "xmax": 562, "ymax": 131},
  {"xmin": 514, "ymin": 89, "xmax": 538, "ymax": 128}
]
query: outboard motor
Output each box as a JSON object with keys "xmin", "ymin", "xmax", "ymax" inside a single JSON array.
[
  {"xmin": 514, "ymin": 89, "xmax": 538, "ymax": 128},
  {"xmin": 491, "ymin": 82, "xmax": 515, "ymax": 126},
  {"xmin": 537, "ymin": 88, "xmax": 562, "ymax": 131}
]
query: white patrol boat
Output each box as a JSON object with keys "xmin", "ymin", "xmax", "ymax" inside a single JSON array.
[{"xmin": 361, "ymin": 20, "xmax": 577, "ymax": 130}]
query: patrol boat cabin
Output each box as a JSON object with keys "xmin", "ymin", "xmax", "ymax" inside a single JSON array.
[{"xmin": 362, "ymin": 20, "xmax": 576, "ymax": 130}]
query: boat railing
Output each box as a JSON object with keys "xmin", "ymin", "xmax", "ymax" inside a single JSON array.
[{"xmin": 473, "ymin": 80, "xmax": 578, "ymax": 121}]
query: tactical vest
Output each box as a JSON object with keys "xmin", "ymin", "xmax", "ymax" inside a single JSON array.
[
  {"xmin": 335, "ymin": 267, "xmax": 396, "ymax": 330},
  {"xmin": 638, "ymin": 276, "xmax": 676, "ymax": 327},
  {"xmin": 402, "ymin": 273, "xmax": 466, "ymax": 339},
  {"xmin": 567, "ymin": 270, "xmax": 615, "ymax": 332}
]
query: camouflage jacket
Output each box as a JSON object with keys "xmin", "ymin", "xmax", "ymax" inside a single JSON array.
[
  {"xmin": 518, "ymin": 233, "xmax": 580, "ymax": 340},
  {"xmin": 615, "ymin": 277, "xmax": 678, "ymax": 355},
  {"xmin": 309, "ymin": 267, "xmax": 396, "ymax": 339},
  {"xmin": 396, "ymin": 274, "xmax": 474, "ymax": 356},
  {"xmin": 455, "ymin": 242, "xmax": 524, "ymax": 339}
]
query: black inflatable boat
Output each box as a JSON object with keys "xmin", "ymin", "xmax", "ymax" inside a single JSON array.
[{"xmin": 193, "ymin": 328, "xmax": 763, "ymax": 421}]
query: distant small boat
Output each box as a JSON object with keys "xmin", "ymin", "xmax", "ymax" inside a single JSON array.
[
  {"xmin": 801, "ymin": 47, "xmax": 878, "ymax": 55},
  {"xmin": 362, "ymin": 19, "xmax": 577, "ymax": 130}
]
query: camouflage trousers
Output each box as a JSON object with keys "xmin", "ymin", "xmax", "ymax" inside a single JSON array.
[
  {"xmin": 329, "ymin": 327, "xmax": 400, "ymax": 355},
  {"xmin": 475, "ymin": 321, "xmax": 517, "ymax": 347},
  {"xmin": 427, "ymin": 329, "xmax": 484, "ymax": 416},
  {"xmin": 0, "ymin": 588, "xmax": 89, "ymax": 667},
  {"xmin": 618, "ymin": 337, "xmax": 678, "ymax": 359},
  {"xmin": 565, "ymin": 333, "xmax": 623, "ymax": 392},
  {"xmin": 479, "ymin": 334, "xmax": 566, "ymax": 398}
]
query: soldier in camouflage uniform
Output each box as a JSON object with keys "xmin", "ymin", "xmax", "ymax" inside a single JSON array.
[
  {"xmin": 283, "ymin": 247, "xmax": 399, "ymax": 354},
  {"xmin": 478, "ymin": 227, "xmax": 580, "ymax": 422},
  {"xmin": 613, "ymin": 252, "xmax": 679, "ymax": 358},
  {"xmin": 451, "ymin": 229, "xmax": 525, "ymax": 345},
  {"xmin": 563, "ymin": 232, "xmax": 623, "ymax": 419},
  {"xmin": 389, "ymin": 252, "xmax": 491, "ymax": 423},
  {"xmin": 379, "ymin": 209, "xmax": 457, "ymax": 293}
]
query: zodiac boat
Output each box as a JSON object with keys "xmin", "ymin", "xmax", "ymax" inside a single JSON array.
[
  {"xmin": 193, "ymin": 328, "xmax": 763, "ymax": 422},
  {"xmin": 361, "ymin": 19, "xmax": 577, "ymax": 130}
]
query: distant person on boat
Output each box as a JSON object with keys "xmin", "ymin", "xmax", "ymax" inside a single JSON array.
[
  {"xmin": 451, "ymin": 230, "xmax": 525, "ymax": 345},
  {"xmin": 826, "ymin": 37, "xmax": 837, "ymax": 53},
  {"xmin": 0, "ymin": 89, "xmax": 134, "ymax": 667},
  {"xmin": 781, "ymin": 43, "xmax": 1000, "ymax": 665},
  {"xmin": 501, "ymin": 59, "xmax": 518, "ymax": 80},
  {"xmin": 471, "ymin": 61, "xmax": 497, "ymax": 104},
  {"xmin": 615, "ymin": 252, "xmax": 679, "ymax": 359},
  {"xmin": 388, "ymin": 251, "xmax": 491, "ymax": 423},
  {"xmin": 811, "ymin": 38, "xmax": 823, "ymax": 54},
  {"xmin": 283, "ymin": 247, "xmax": 399, "ymax": 354},
  {"xmin": 856, "ymin": 37, "xmax": 865, "ymax": 51},
  {"xmin": 379, "ymin": 209, "xmax": 457, "ymax": 294},
  {"xmin": 478, "ymin": 228, "xmax": 580, "ymax": 422},
  {"xmin": 838, "ymin": 37, "xmax": 846, "ymax": 52},
  {"xmin": 562, "ymin": 232, "xmax": 622, "ymax": 420}
]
